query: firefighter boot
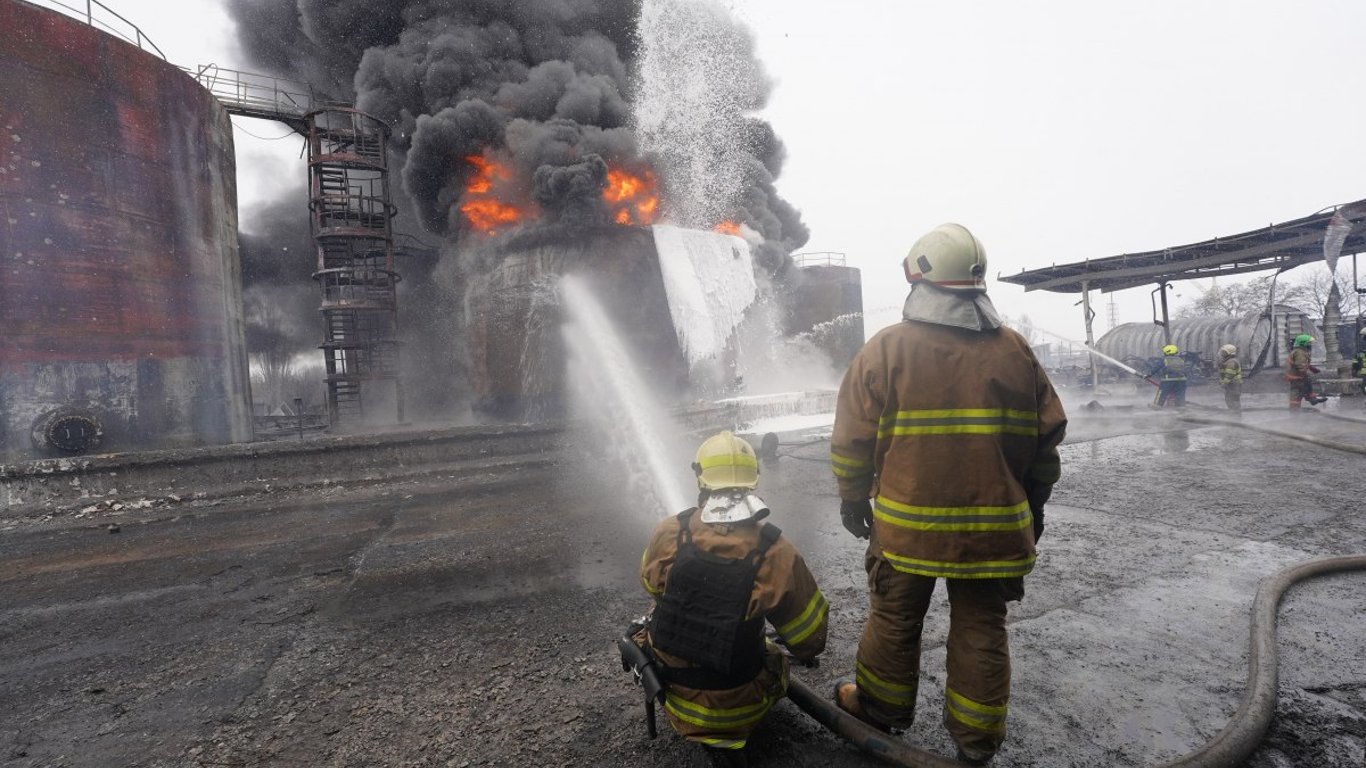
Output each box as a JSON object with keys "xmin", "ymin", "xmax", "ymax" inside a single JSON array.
[
  {"xmin": 834, "ymin": 676, "xmax": 894, "ymax": 733},
  {"xmin": 956, "ymin": 748, "xmax": 993, "ymax": 766}
]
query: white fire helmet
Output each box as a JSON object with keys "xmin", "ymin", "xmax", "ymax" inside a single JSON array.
[
  {"xmin": 902, "ymin": 223, "xmax": 988, "ymax": 292},
  {"xmin": 1219, "ymin": 344, "xmax": 1237, "ymax": 359}
]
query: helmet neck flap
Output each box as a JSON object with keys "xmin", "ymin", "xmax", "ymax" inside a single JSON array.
[{"xmin": 902, "ymin": 281, "xmax": 1003, "ymax": 332}]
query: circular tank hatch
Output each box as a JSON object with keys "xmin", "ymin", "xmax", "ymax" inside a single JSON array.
[{"xmin": 33, "ymin": 410, "xmax": 104, "ymax": 454}]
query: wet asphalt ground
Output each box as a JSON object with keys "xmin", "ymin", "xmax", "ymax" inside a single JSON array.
[{"xmin": 2, "ymin": 389, "xmax": 1364, "ymax": 767}]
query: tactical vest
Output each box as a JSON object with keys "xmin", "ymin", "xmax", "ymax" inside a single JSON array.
[{"xmin": 650, "ymin": 509, "xmax": 781, "ymax": 690}]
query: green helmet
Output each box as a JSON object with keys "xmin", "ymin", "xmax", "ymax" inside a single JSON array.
[{"xmin": 1294, "ymin": 334, "xmax": 1314, "ymax": 348}]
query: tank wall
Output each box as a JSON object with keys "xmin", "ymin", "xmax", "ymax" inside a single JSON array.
[
  {"xmin": 784, "ymin": 265, "xmax": 865, "ymax": 367},
  {"xmin": 464, "ymin": 226, "xmax": 686, "ymax": 419},
  {"xmin": 0, "ymin": 0, "xmax": 252, "ymax": 456}
]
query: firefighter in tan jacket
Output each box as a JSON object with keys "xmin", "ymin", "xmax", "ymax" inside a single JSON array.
[
  {"xmin": 638, "ymin": 432, "xmax": 828, "ymax": 766},
  {"xmin": 830, "ymin": 224, "xmax": 1067, "ymax": 766}
]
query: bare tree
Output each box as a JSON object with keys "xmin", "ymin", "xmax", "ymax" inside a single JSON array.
[
  {"xmin": 1178, "ymin": 273, "xmax": 1330, "ymax": 318},
  {"xmin": 1290, "ymin": 265, "xmax": 1354, "ymax": 318}
]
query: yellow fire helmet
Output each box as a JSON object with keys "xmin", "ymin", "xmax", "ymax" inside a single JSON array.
[
  {"xmin": 1162, "ymin": 344, "xmax": 1179, "ymax": 356},
  {"xmin": 902, "ymin": 223, "xmax": 988, "ymax": 292},
  {"xmin": 693, "ymin": 431, "xmax": 759, "ymax": 491},
  {"xmin": 1220, "ymin": 344, "xmax": 1238, "ymax": 358}
]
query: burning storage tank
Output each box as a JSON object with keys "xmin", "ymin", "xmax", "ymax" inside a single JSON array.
[
  {"xmin": 465, "ymin": 223, "xmax": 757, "ymax": 419},
  {"xmin": 0, "ymin": 0, "xmax": 252, "ymax": 457},
  {"xmin": 1095, "ymin": 305, "xmax": 1323, "ymax": 374}
]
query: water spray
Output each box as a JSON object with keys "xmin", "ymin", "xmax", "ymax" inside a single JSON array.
[
  {"xmin": 1034, "ymin": 327, "xmax": 1159, "ymax": 387},
  {"xmin": 560, "ymin": 274, "xmax": 691, "ymax": 517}
]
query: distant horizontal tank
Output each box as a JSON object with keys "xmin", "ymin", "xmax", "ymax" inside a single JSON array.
[
  {"xmin": 1095, "ymin": 305, "xmax": 1322, "ymax": 372},
  {"xmin": 0, "ymin": 0, "xmax": 252, "ymax": 457}
]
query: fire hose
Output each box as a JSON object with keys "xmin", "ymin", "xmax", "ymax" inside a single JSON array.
[
  {"xmin": 1178, "ymin": 414, "xmax": 1366, "ymax": 456},
  {"xmin": 786, "ymin": 553, "xmax": 1366, "ymax": 768}
]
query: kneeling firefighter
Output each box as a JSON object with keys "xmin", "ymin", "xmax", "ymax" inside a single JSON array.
[{"xmin": 621, "ymin": 431, "xmax": 828, "ymax": 766}]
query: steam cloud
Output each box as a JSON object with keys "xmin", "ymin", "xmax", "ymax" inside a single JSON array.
[{"xmin": 225, "ymin": 0, "xmax": 808, "ymax": 262}]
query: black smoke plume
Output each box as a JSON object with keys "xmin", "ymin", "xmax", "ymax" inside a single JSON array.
[{"xmin": 225, "ymin": 0, "xmax": 808, "ymax": 258}]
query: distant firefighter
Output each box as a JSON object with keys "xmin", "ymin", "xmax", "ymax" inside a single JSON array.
[
  {"xmin": 629, "ymin": 431, "xmax": 827, "ymax": 767},
  {"xmin": 1151, "ymin": 344, "xmax": 1188, "ymax": 408},
  {"xmin": 1285, "ymin": 334, "xmax": 1327, "ymax": 409},
  {"xmin": 830, "ymin": 223, "xmax": 1067, "ymax": 766},
  {"xmin": 1217, "ymin": 344, "xmax": 1242, "ymax": 413}
]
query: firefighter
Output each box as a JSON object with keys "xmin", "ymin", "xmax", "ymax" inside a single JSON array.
[
  {"xmin": 830, "ymin": 223, "xmax": 1067, "ymax": 766},
  {"xmin": 1151, "ymin": 344, "xmax": 1188, "ymax": 408},
  {"xmin": 1217, "ymin": 344, "xmax": 1242, "ymax": 413},
  {"xmin": 1285, "ymin": 334, "xmax": 1326, "ymax": 409},
  {"xmin": 636, "ymin": 431, "xmax": 828, "ymax": 767}
]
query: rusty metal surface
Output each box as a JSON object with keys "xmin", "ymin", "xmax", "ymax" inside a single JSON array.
[{"xmin": 0, "ymin": 0, "xmax": 251, "ymax": 457}]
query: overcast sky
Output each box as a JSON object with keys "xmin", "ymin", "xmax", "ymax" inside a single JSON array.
[{"xmin": 109, "ymin": 0, "xmax": 1366, "ymax": 341}]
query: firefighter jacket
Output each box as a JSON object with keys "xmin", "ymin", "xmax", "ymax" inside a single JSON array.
[
  {"xmin": 1158, "ymin": 354, "xmax": 1187, "ymax": 381},
  {"xmin": 1219, "ymin": 357, "xmax": 1243, "ymax": 385},
  {"xmin": 1286, "ymin": 347, "xmax": 1312, "ymax": 380},
  {"xmin": 638, "ymin": 510, "xmax": 828, "ymax": 747},
  {"xmin": 831, "ymin": 319, "xmax": 1067, "ymax": 580}
]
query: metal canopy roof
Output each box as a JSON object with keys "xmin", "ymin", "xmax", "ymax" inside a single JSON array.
[{"xmin": 999, "ymin": 199, "xmax": 1366, "ymax": 294}]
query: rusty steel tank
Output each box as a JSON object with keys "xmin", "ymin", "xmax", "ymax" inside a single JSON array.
[{"xmin": 0, "ymin": 0, "xmax": 252, "ymax": 458}]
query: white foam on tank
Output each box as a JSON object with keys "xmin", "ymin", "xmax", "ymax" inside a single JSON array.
[{"xmin": 652, "ymin": 224, "xmax": 757, "ymax": 366}]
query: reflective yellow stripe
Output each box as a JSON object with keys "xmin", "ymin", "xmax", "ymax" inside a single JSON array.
[
  {"xmin": 874, "ymin": 497, "xmax": 1030, "ymax": 532},
  {"xmin": 831, "ymin": 452, "xmax": 873, "ymax": 479},
  {"xmin": 695, "ymin": 737, "xmax": 746, "ymax": 749},
  {"xmin": 830, "ymin": 452, "xmax": 871, "ymax": 468},
  {"xmin": 775, "ymin": 590, "xmax": 828, "ymax": 646},
  {"xmin": 881, "ymin": 550, "xmax": 1035, "ymax": 579},
  {"xmin": 945, "ymin": 687, "xmax": 1007, "ymax": 733},
  {"xmin": 698, "ymin": 453, "xmax": 758, "ymax": 469},
  {"xmin": 856, "ymin": 660, "xmax": 916, "ymax": 707},
  {"xmin": 664, "ymin": 691, "xmax": 774, "ymax": 729},
  {"xmin": 640, "ymin": 549, "xmax": 661, "ymax": 597},
  {"xmin": 877, "ymin": 408, "xmax": 1038, "ymax": 438}
]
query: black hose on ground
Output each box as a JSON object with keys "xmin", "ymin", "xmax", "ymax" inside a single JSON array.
[
  {"xmin": 788, "ymin": 554, "xmax": 1366, "ymax": 767},
  {"xmin": 786, "ymin": 677, "xmax": 969, "ymax": 768}
]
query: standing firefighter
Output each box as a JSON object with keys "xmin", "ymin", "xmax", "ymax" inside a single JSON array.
[
  {"xmin": 1285, "ymin": 333, "xmax": 1326, "ymax": 409},
  {"xmin": 830, "ymin": 224, "xmax": 1067, "ymax": 766},
  {"xmin": 632, "ymin": 431, "xmax": 828, "ymax": 767},
  {"xmin": 1151, "ymin": 344, "xmax": 1188, "ymax": 408},
  {"xmin": 1217, "ymin": 344, "xmax": 1242, "ymax": 413}
]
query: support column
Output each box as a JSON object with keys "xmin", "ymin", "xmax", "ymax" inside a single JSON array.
[{"xmin": 1082, "ymin": 280, "xmax": 1097, "ymax": 388}]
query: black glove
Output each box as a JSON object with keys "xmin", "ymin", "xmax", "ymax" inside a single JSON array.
[
  {"xmin": 840, "ymin": 499, "xmax": 872, "ymax": 539},
  {"xmin": 1032, "ymin": 507, "xmax": 1045, "ymax": 542}
]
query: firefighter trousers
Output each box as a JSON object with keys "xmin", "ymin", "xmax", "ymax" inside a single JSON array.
[{"xmin": 854, "ymin": 549, "xmax": 1019, "ymax": 762}]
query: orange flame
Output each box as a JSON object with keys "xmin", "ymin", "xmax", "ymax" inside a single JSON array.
[
  {"xmin": 714, "ymin": 220, "xmax": 742, "ymax": 236},
  {"xmin": 460, "ymin": 154, "xmax": 527, "ymax": 236},
  {"xmin": 604, "ymin": 167, "xmax": 661, "ymax": 226}
]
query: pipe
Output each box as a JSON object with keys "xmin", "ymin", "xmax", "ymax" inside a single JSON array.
[
  {"xmin": 789, "ymin": 554, "xmax": 1366, "ymax": 767},
  {"xmin": 1178, "ymin": 415, "xmax": 1366, "ymax": 455}
]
